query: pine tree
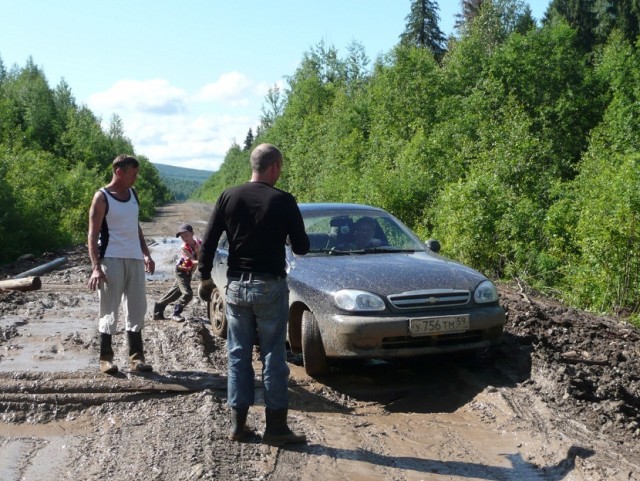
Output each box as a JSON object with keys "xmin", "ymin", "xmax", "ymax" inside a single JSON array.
[
  {"xmin": 455, "ymin": 0, "xmax": 486, "ymax": 31},
  {"xmin": 544, "ymin": 0, "xmax": 598, "ymax": 52},
  {"xmin": 399, "ymin": 0, "xmax": 447, "ymax": 61},
  {"xmin": 547, "ymin": 0, "xmax": 640, "ymax": 51},
  {"xmin": 243, "ymin": 128, "xmax": 254, "ymax": 151}
]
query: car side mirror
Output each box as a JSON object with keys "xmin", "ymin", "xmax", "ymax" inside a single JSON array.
[{"xmin": 426, "ymin": 239, "xmax": 441, "ymax": 253}]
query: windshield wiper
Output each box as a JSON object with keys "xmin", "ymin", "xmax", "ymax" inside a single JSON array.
[
  {"xmin": 362, "ymin": 246, "xmax": 415, "ymax": 253},
  {"xmin": 309, "ymin": 248, "xmax": 352, "ymax": 256}
]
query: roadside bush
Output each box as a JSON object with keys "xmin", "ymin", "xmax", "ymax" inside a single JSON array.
[
  {"xmin": 565, "ymin": 153, "xmax": 640, "ymax": 314},
  {"xmin": 431, "ymin": 176, "xmax": 508, "ymax": 277}
]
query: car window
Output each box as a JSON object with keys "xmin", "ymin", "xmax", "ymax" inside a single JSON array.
[
  {"xmin": 304, "ymin": 217, "xmax": 331, "ymax": 234},
  {"xmin": 377, "ymin": 217, "xmax": 420, "ymax": 250},
  {"xmin": 303, "ymin": 211, "xmax": 424, "ymax": 254}
]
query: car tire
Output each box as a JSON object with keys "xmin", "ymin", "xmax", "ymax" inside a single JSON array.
[
  {"xmin": 208, "ymin": 287, "xmax": 227, "ymax": 339},
  {"xmin": 301, "ymin": 310, "xmax": 328, "ymax": 377}
]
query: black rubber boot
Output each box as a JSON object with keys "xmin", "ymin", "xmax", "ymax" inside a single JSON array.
[
  {"xmin": 127, "ymin": 330, "xmax": 153, "ymax": 372},
  {"xmin": 229, "ymin": 407, "xmax": 250, "ymax": 441},
  {"xmin": 263, "ymin": 408, "xmax": 306, "ymax": 446},
  {"xmin": 99, "ymin": 333, "xmax": 118, "ymax": 374},
  {"xmin": 153, "ymin": 303, "xmax": 166, "ymax": 320},
  {"xmin": 171, "ymin": 304, "xmax": 185, "ymax": 322}
]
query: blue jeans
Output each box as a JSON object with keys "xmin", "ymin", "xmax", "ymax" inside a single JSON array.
[{"xmin": 225, "ymin": 276, "xmax": 290, "ymax": 410}]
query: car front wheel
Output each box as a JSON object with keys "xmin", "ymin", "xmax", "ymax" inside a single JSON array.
[
  {"xmin": 301, "ymin": 310, "xmax": 328, "ymax": 376},
  {"xmin": 208, "ymin": 287, "xmax": 227, "ymax": 339}
]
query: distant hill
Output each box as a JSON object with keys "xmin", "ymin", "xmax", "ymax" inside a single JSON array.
[{"xmin": 153, "ymin": 163, "xmax": 214, "ymax": 201}]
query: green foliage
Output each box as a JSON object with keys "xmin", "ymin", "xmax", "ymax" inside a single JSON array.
[
  {"xmin": 558, "ymin": 32, "xmax": 640, "ymax": 314},
  {"xmin": 566, "ymin": 153, "xmax": 640, "ymax": 313},
  {"xmin": 486, "ymin": 21, "xmax": 602, "ymax": 171},
  {"xmin": 192, "ymin": 144, "xmax": 250, "ymax": 202},
  {"xmin": 0, "ymin": 55, "xmax": 170, "ymax": 263},
  {"xmin": 1, "ymin": 148, "xmax": 100, "ymax": 259}
]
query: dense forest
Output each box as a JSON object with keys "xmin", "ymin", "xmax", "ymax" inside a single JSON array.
[
  {"xmin": 192, "ymin": 0, "xmax": 640, "ymax": 324},
  {"xmin": 0, "ymin": 59, "xmax": 172, "ymax": 263}
]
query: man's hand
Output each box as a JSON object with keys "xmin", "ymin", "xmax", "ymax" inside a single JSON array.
[
  {"xmin": 144, "ymin": 255, "xmax": 155, "ymax": 275},
  {"xmin": 88, "ymin": 266, "xmax": 107, "ymax": 291},
  {"xmin": 198, "ymin": 278, "xmax": 215, "ymax": 301}
]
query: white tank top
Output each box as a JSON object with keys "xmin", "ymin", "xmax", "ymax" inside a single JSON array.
[{"xmin": 99, "ymin": 188, "xmax": 144, "ymax": 260}]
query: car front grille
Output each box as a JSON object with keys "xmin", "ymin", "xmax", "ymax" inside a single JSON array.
[{"xmin": 387, "ymin": 289, "xmax": 470, "ymax": 310}]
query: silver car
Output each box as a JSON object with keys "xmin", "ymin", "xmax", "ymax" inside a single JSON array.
[{"xmin": 208, "ymin": 203, "xmax": 505, "ymax": 376}]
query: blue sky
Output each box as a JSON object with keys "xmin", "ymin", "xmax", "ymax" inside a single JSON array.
[{"xmin": 1, "ymin": 1, "xmax": 550, "ymax": 172}]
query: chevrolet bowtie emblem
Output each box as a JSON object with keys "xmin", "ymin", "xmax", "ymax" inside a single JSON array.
[{"xmin": 426, "ymin": 297, "xmax": 438, "ymax": 304}]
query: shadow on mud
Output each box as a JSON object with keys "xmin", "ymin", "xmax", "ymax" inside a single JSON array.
[
  {"xmin": 290, "ymin": 332, "xmax": 533, "ymax": 415},
  {"xmin": 286, "ymin": 443, "xmax": 594, "ymax": 480}
]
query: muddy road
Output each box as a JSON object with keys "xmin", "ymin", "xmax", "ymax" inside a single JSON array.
[{"xmin": 1, "ymin": 202, "xmax": 639, "ymax": 481}]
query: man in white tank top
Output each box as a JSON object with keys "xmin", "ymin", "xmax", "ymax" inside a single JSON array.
[{"xmin": 87, "ymin": 154, "xmax": 156, "ymax": 374}]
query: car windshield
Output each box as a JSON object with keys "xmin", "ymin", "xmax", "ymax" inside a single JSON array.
[{"xmin": 302, "ymin": 210, "xmax": 426, "ymax": 255}]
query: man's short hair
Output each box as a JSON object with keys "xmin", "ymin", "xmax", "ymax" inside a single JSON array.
[
  {"xmin": 112, "ymin": 154, "xmax": 139, "ymax": 171},
  {"xmin": 250, "ymin": 144, "xmax": 282, "ymax": 173}
]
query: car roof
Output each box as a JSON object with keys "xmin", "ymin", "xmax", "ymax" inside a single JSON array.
[{"xmin": 298, "ymin": 203, "xmax": 387, "ymax": 214}]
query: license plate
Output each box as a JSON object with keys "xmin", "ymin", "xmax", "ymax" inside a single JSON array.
[{"xmin": 409, "ymin": 315, "xmax": 470, "ymax": 336}]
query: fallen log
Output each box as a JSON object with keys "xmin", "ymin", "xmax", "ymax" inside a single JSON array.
[
  {"xmin": 13, "ymin": 256, "xmax": 68, "ymax": 279},
  {"xmin": 0, "ymin": 276, "xmax": 42, "ymax": 292}
]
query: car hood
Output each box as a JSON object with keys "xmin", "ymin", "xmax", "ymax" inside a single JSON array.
[{"xmin": 289, "ymin": 251, "xmax": 488, "ymax": 295}]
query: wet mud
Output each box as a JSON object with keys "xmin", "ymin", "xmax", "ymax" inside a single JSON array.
[{"xmin": 0, "ymin": 202, "xmax": 639, "ymax": 480}]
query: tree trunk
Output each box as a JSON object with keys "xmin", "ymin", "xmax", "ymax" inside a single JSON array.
[{"xmin": 0, "ymin": 276, "xmax": 42, "ymax": 292}]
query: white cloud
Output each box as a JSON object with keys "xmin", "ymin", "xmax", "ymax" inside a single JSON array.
[
  {"xmin": 89, "ymin": 79, "xmax": 189, "ymax": 115},
  {"xmin": 127, "ymin": 112, "xmax": 255, "ymax": 171},
  {"xmin": 197, "ymin": 71, "xmax": 255, "ymax": 107},
  {"xmin": 86, "ymin": 75, "xmax": 265, "ymax": 171}
]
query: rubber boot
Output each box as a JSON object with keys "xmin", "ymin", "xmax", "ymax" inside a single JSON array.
[
  {"xmin": 263, "ymin": 408, "xmax": 306, "ymax": 446},
  {"xmin": 153, "ymin": 303, "xmax": 166, "ymax": 320},
  {"xmin": 229, "ymin": 407, "xmax": 250, "ymax": 441},
  {"xmin": 127, "ymin": 330, "xmax": 153, "ymax": 372},
  {"xmin": 171, "ymin": 303, "xmax": 185, "ymax": 322},
  {"xmin": 99, "ymin": 333, "xmax": 118, "ymax": 374}
]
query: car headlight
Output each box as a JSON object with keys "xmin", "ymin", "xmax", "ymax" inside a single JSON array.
[
  {"xmin": 334, "ymin": 289, "xmax": 386, "ymax": 311},
  {"xmin": 474, "ymin": 280, "xmax": 499, "ymax": 304}
]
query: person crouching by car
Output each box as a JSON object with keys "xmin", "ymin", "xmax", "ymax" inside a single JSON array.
[{"xmin": 153, "ymin": 223, "xmax": 201, "ymax": 322}]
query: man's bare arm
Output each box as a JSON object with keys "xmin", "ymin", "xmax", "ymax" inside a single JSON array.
[{"xmin": 87, "ymin": 192, "xmax": 107, "ymax": 291}]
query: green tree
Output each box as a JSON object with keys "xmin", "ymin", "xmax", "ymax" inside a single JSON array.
[
  {"xmin": 243, "ymin": 128, "xmax": 254, "ymax": 151},
  {"xmin": 544, "ymin": 0, "xmax": 598, "ymax": 52},
  {"xmin": 400, "ymin": 0, "xmax": 447, "ymax": 61},
  {"xmin": 132, "ymin": 156, "xmax": 172, "ymax": 219},
  {"xmin": 258, "ymin": 84, "xmax": 285, "ymax": 135},
  {"xmin": 192, "ymin": 143, "xmax": 250, "ymax": 202},
  {"xmin": 455, "ymin": 0, "xmax": 535, "ymax": 36},
  {"xmin": 486, "ymin": 20, "xmax": 603, "ymax": 174},
  {"xmin": 3, "ymin": 58, "xmax": 59, "ymax": 151},
  {"xmin": 344, "ymin": 41, "xmax": 371, "ymax": 89},
  {"xmin": 59, "ymin": 106, "xmax": 115, "ymax": 171},
  {"xmin": 0, "ymin": 56, "xmax": 6, "ymax": 82},
  {"xmin": 108, "ymin": 114, "xmax": 134, "ymax": 156},
  {"xmin": 455, "ymin": 0, "xmax": 486, "ymax": 31},
  {"xmin": 561, "ymin": 32, "xmax": 640, "ymax": 314}
]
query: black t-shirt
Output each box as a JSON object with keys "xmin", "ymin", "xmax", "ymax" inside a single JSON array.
[{"xmin": 198, "ymin": 182, "xmax": 309, "ymax": 279}]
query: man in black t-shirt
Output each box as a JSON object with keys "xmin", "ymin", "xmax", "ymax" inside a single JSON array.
[{"xmin": 198, "ymin": 144, "xmax": 309, "ymax": 445}]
